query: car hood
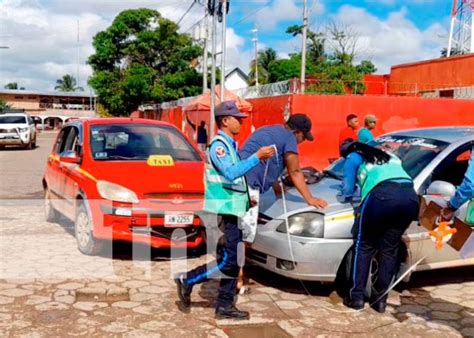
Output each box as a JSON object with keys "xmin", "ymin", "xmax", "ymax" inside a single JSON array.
[
  {"xmin": 89, "ymin": 161, "xmax": 205, "ymax": 196},
  {"xmin": 0, "ymin": 124, "xmax": 27, "ymax": 130},
  {"xmin": 261, "ymin": 177, "xmax": 356, "ymax": 219}
]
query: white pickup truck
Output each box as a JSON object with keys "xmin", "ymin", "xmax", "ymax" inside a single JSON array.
[{"xmin": 0, "ymin": 113, "xmax": 37, "ymax": 149}]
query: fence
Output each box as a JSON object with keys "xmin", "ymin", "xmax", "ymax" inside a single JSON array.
[{"xmin": 233, "ymin": 79, "xmax": 474, "ymax": 100}]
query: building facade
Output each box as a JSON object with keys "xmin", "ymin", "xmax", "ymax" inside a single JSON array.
[{"xmin": 0, "ymin": 89, "xmax": 97, "ymax": 129}]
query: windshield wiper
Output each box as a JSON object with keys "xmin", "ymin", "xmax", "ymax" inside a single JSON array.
[{"xmin": 323, "ymin": 169, "xmax": 342, "ymax": 180}]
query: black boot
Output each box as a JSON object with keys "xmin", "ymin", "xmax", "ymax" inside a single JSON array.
[
  {"xmin": 370, "ymin": 289, "xmax": 387, "ymax": 313},
  {"xmin": 215, "ymin": 305, "xmax": 250, "ymax": 320},
  {"xmin": 343, "ymin": 297, "xmax": 364, "ymax": 310},
  {"xmin": 175, "ymin": 274, "xmax": 192, "ymax": 309}
]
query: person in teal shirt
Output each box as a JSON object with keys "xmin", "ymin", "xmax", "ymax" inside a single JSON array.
[
  {"xmin": 340, "ymin": 141, "xmax": 419, "ymax": 313},
  {"xmin": 358, "ymin": 115, "xmax": 377, "ymax": 144}
]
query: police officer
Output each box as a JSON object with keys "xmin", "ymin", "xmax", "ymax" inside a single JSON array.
[
  {"xmin": 340, "ymin": 141, "xmax": 419, "ymax": 313},
  {"xmin": 175, "ymin": 101, "xmax": 275, "ymax": 320}
]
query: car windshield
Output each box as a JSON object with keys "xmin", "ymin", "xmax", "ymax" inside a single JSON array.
[
  {"xmin": 326, "ymin": 135, "xmax": 449, "ymax": 179},
  {"xmin": 0, "ymin": 116, "xmax": 26, "ymax": 124},
  {"xmin": 89, "ymin": 124, "xmax": 201, "ymax": 162}
]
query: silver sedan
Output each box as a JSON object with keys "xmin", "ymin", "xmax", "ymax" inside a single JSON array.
[{"xmin": 247, "ymin": 127, "xmax": 474, "ymax": 284}]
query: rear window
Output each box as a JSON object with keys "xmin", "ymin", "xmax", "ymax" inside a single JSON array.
[
  {"xmin": 89, "ymin": 124, "xmax": 201, "ymax": 162},
  {"xmin": 0, "ymin": 116, "xmax": 27, "ymax": 124}
]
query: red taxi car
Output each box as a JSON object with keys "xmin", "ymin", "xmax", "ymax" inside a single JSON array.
[{"xmin": 43, "ymin": 118, "xmax": 205, "ymax": 255}]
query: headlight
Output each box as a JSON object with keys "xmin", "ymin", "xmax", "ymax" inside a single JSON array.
[
  {"xmin": 18, "ymin": 127, "xmax": 28, "ymax": 133},
  {"xmin": 276, "ymin": 212, "xmax": 325, "ymax": 238},
  {"xmin": 96, "ymin": 180, "xmax": 139, "ymax": 203}
]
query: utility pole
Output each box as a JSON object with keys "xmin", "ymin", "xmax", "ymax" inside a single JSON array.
[
  {"xmin": 220, "ymin": 0, "xmax": 228, "ymax": 101},
  {"xmin": 209, "ymin": 1, "xmax": 218, "ymax": 137},
  {"xmin": 77, "ymin": 20, "xmax": 81, "ymax": 89},
  {"xmin": 300, "ymin": 0, "xmax": 308, "ymax": 93},
  {"xmin": 202, "ymin": 14, "xmax": 209, "ymax": 93},
  {"xmin": 252, "ymin": 28, "xmax": 259, "ymax": 87}
]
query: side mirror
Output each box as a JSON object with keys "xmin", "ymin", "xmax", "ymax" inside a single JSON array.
[
  {"xmin": 426, "ymin": 180, "xmax": 456, "ymax": 198},
  {"xmin": 60, "ymin": 150, "xmax": 81, "ymax": 164}
]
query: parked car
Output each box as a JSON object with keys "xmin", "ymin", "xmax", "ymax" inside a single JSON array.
[
  {"xmin": 0, "ymin": 112, "xmax": 37, "ymax": 149},
  {"xmin": 43, "ymin": 118, "xmax": 206, "ymax": 255},
  {"xmin": 247, "ymin": 127, "xmax": 474, "ymax": 287}
]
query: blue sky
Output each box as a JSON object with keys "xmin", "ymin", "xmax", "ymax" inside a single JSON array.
[{"xmin": 0, "ymin": 0, "xmax": 454, "ymax": 90}]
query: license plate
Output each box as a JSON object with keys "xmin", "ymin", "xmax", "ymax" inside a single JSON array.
[{"xmin": 164, "ymin": 212, "xmax": 194, "ymax": 227}]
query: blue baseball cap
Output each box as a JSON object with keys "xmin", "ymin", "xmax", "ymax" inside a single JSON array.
[{"xmin": 215, "ymin": 101, "xmax": 248, "ymax": 118}]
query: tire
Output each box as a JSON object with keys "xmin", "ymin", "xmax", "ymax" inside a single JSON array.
[
  {"xmin": 75, "ymin": 202, "xmax": 103, "ymax": 255},
  {"xmin": 31, "ymin": 137, "xmax": 36, "ymax": 149},
  {"xmin": 335, "ymin": 246, "xmax": 377, "ymax": 300},
  {"xmin": 26, "ymin": 140, "xmax": 33, "ymax": 150},
  {"xmin": 44, "ymin": 189, "xmax": 60, "ymax": 222}
]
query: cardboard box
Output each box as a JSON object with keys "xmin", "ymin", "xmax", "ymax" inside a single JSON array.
[{"xmin": 419, "ymin": 197, "xmax": 474, "ymax": 258}]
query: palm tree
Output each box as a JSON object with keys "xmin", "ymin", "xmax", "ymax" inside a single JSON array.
[
  {"xmin": 248, "ymin": 48, "xmax": 278, "ymax": 86},
  {"xmin": 4, "ymin": 82, "xmax": 18, "ymax": 89},
  {"xmin": 54, "ymin": 75, "xmax": 84, "ymax": 92}
]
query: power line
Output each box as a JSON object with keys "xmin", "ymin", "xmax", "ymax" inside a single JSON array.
[
  {"xmin": 177, "ymin": 0, "xmax": 198, "ymax": 25},
  {"xmin": 231, "ymin": 0, "xmax": 274, "ymax": 26}
]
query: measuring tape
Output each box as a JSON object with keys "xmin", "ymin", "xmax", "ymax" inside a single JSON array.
[{"xmin": 271, "ymin": 150, "xmax": 428, "ymax": 313}]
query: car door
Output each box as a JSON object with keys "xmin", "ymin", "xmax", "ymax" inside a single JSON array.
[
  {"xmin": 27, "ymin": 116, "xmax": 36, "ymax": 141},
  {"xmin": 57, "ymin": 125, "xmax": 82, "ymax": 219},
  {"xmin": 414, "ymin": 141, "xmax": 474, "ymax": 265},
  {"xmin": 45, "ymin": 127, "xmax": 69, "ymax": 205}
]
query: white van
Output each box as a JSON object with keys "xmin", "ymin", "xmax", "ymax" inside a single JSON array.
[{"xmin": 0, "ymin": 113, "xmax": 37, "ymax": 149}]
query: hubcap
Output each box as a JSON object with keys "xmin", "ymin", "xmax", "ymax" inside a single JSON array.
[{"xmin": 76, "ymin": 211, "xmax": 91, "ymax": 248}]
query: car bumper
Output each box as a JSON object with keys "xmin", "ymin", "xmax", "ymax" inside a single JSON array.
[
  {"xmin": 247, "ymin": 221, "xmax": 353, "ymax": 282},
  {"xmin": 0, "ymin": 134, "xmax": 29, "ymax": 145},
  {"xmin": 91, "ymin": 202, "xmax": 206, "ymax": 249}
]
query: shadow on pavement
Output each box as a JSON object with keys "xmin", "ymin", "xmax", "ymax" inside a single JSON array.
[{"xmin": 392, "ymin": 266, "xmax": 474, "ymax": 333}]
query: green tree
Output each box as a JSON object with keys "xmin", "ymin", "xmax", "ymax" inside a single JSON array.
[
  {"xmin": 441, "ymin": 47, "xmax": 463, "ymax": 57},
  {"xmin": 0, "ymin": 99, "xmax": 10, "ymax": 112},
  {"xmin": 55, "ymin": 75, "xmax": 84, "ymax": 92},
  {"xmin": 88, "ymin": 8, "xmax": 203, "ymax": 116},
  {"xmin": 286, "ymin": 25, "xmax": 326, "ymax": 65},
  {"xmin": 248, "ymin": 48, "xmax": 278, "ymax": 85},
  {"xmin": 268, "ymin": 54, "xmax": 315, "ymax": 83},
  {"xmin": 4, "ymin": 82, "xmax": 18, "ymax": 90},
  {"xmin": 356, "ymin": 60, "xmax": 377, "ymax": 75}
]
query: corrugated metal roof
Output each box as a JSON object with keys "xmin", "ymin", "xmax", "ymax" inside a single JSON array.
[{"xmin": 0, "ymin": 89, "xmax": 96, "ymax": 98}]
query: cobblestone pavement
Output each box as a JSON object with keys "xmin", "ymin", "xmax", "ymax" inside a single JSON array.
[{"xmin": 1, "ymin": 133, "xmax": 473, "ymax": 337}]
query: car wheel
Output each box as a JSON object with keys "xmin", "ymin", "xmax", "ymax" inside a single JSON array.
[
  {"xmin": 75, "ymin": 202, "xmax": 103, "ymax": 255},
  {"xmin": 26, "ymin": 141, "xmax": 33, "ymax": 150},
  {"xmin": 335, "ymin": 246, "xmax": 377, "ymax": 300},
  {"xmin": 44, "ymin": 189, "xmax": 60, "ymax": 222},
  {"xmin": 31, "ymin": 137, "xmax": 36, "ymax": 149}
]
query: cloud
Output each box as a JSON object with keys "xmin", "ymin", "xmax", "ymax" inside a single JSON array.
[
  {"xmin": 0, "ymin": 0, "xmax": 207, "ymax": 91},
  {"xmin": 254, "ymin": 0, "xmax": 303, "ymax": 31},
  {"xmin": 329, "ymin": 5, "xmax": 448, "ymax": 73}
]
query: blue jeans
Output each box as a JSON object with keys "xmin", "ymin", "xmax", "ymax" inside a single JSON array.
[{"xmin": 184, "ymin": 215, "xmax": 242, "ymax": 308}]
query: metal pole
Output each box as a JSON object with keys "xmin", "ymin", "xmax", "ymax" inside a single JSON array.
[
  {"xmin": 210, "ymin": 6, "xmax": 218, "ymax": 138},
  {"xmin": 300, "ymin": 0, "xmax": 308, "ymax": 94},
  {"xmin": 252, "ymin": 28, "xmax": 259, "ymax": 87},
  {"xmin": 202, "ymin": 15, "xmax": 209, "ymax": 93},
  {"xmin": 471, "ymin": 8, "xmax": 474, "ymax": 53},
  {"xmin": 220, "ymin": 0, "xmax": 227, "ymax": 101},
  {"xmin": 448, "ymin": 16, "xmax": 456, "ymax": 56}
]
